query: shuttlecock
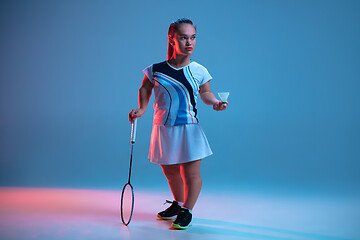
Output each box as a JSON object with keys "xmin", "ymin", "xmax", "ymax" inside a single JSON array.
[{"xmin": 218, "ymin": 92, "xmax": 229, "ymax": 106}]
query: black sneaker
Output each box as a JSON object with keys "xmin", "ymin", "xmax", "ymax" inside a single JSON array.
[
  {"xmin": 157, "ymin": 200, "xmax": 181, "ymax": 220},
  {"xmin": 171, "ymin": 208, "xmax": 192, "ymax": 230}
]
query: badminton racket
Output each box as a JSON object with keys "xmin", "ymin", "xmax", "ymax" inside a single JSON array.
[{"xmin": 120, "ymin": 118, "xmax": 137, "ymax": 226}]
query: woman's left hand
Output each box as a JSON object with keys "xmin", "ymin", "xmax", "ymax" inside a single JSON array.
[{"xmin": 213, "ymin": 101, "xmax": 228, "ymax": 111}]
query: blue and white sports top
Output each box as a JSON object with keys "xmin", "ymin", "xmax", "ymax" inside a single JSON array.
[{"xmin": 143, "ymin": 60, "xmax": 212, "ymax": 126}]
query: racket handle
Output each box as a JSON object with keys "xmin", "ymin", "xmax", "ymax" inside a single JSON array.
[{"xmin": 131, "ymin": 118, "xmax": 137, "ymax": 143}]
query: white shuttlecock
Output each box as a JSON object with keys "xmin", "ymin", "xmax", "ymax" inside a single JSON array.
[{"xmin": 218, "ymin": 92, "xmax": 229, "ymax": 105}]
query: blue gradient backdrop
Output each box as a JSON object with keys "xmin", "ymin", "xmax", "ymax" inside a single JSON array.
[{"xmin": 1, "ymin": 0, "xmax": 359, "ymax": 194}]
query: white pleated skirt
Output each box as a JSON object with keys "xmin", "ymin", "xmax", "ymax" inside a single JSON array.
[{"xmin": 148, "ymin": 124, "xmax": 213, "ymax": 165}]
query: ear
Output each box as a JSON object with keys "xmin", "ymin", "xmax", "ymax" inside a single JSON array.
[{"xmin": 169, "ymin": 36, "xmax": 175, "ymax": 46}]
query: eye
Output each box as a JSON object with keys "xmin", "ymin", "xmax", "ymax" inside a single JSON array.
[{"xmin": 192, "ymin": 36, "xmax": 196, "ymax": 40}]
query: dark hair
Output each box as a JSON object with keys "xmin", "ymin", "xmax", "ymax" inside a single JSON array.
[{"xmin": 167, "ymin": 18, "xmax": 196, "ymax": 60}]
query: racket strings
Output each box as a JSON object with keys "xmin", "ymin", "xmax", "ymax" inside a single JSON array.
[{"xmin": 121, "ymin": 183, "xmax": 134, "ymax": 226}]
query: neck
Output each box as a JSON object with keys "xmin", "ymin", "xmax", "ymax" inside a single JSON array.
[{"xmin": 168, "ymin": 55, "xmax": 191, "ymax": 68}]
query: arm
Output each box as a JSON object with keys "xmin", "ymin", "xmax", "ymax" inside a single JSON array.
[
  {"xmin": 199, "ymin": 81, "xmax": 227, "ymax": 111},
  {"xmin": 128, "ymin": 75, "xmax": 154, "ymax": 123}
]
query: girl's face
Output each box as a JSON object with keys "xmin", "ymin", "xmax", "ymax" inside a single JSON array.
[{"xmin": 171, "ymin": 23, "xmax": 196, "ymax": 56}]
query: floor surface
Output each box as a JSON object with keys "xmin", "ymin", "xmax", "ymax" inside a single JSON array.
[{"xmin": 0, "ymin": 187, "xmax": 359, "ymax": 240}]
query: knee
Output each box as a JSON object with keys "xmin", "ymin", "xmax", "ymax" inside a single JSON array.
[
  {"xmin": 183, "ymin": 173, "xmax": 202, "ymax": 184},
  {"xmin": 164, "ymin": 170, "xmax": 182, "ymax": 182}
]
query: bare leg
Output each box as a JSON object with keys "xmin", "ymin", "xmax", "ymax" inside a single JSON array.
[
  {"xmin": 160, "ymin": 164, "xmax": 184, "ymax": 202},
  {"xmin": 180, "ymin": 159, "xmax": 202, "ymax": 210}
]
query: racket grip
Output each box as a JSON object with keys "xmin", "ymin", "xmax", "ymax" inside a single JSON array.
[{"xmin": 131, "ymin": 118, "xmax": 137, "ymax": 143}]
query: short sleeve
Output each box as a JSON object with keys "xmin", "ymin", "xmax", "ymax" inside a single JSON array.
[
  {"xmin": 199, "ymin": 66, "xmax": 212, "ymax": 86},
  {"xmin": 142, "ymin": 64, "xmax": 154, "ymax": 84}
]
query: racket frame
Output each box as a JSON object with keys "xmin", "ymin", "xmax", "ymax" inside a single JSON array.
[{"xmin": 120, "ymin": 182, "xmax": 134, "ymax": 226}]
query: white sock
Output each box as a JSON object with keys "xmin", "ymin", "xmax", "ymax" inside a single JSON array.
[
  {"xmin": 176, "ymin": 201, "xmax": 183, "ymax": 206},
  {"xmin": 182, "ymin": 207, "xmax": 192, "ymax": 214}
]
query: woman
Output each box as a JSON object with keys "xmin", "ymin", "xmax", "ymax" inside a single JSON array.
[{"xmin": 128, "ymin": 18, "xmax": 227, "ymax": 230}]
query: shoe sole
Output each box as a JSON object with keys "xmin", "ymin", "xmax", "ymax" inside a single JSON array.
[
  {"xmin": 157, "ymin": 213, "xmax": 176, "ymax": 220},
  {"xmin": 171, "ymin": 223, "xmax": 192, "ymax": 230}
]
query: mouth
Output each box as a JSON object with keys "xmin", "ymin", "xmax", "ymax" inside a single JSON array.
[{"xmin": 186, "ymin": 47, "xmax": 193, "ymax": 51}]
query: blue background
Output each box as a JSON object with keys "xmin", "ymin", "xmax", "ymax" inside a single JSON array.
[{"xmin": 1, "ymin": 0, "xmax": 359, "ymax": 194}]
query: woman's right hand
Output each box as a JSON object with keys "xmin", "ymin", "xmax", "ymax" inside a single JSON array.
[{"xmin": 128, "ymin": 108, "xmax": 145, "ymax": 123}]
